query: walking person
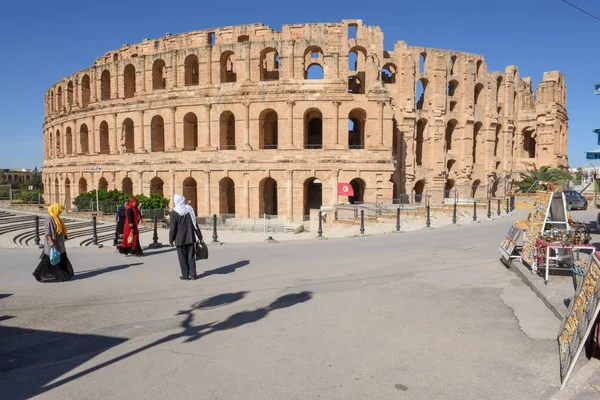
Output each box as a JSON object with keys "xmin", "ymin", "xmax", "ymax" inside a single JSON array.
[
  {"xmin": 113, "ymin": 200, "xmax": 129, "ymax": 253},
  {"xmin": 121, "ymin": 197, "xmax": 143, "ymax": 257},
  {"xmin": 169, "ymin": 194, "xmax": 203, "ymax": 280},
  {"xmin": 32, "ymin": 204, "xmax": 75, "ymax": 282}
]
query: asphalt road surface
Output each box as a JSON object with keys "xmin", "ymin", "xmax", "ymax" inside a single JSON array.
[{"xmin": 2, "ymin": 210, "xmax": 592, "ymax": 400}]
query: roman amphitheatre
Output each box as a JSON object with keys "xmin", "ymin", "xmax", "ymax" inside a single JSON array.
[{"xmin": 41, "ymin": 19, "xmax": 569, "ymax": 221}]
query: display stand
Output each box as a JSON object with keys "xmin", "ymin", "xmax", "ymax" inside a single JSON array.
[{"xmin": 499, "ymin": 224, "xmax": 524, "ymax": 267}]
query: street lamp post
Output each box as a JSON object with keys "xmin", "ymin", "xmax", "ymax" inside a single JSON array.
[{"xmin": 90, "ymin": 166, "xmax": 102, "ymax": 214}]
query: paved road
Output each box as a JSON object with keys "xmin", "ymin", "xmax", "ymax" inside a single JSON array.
[{"xmin": 0, "ymin": 211, "xmax": 574, "ymax": 399}]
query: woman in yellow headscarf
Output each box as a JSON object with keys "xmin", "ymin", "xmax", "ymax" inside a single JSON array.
[{"xmin": 33, "ymin": 203, "xmax": 74, "ymax": 282}]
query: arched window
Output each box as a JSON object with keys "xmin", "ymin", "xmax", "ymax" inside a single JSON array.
[
  {"xmin": 184, "ymin": 55, "xmax": 199, "ymax": 86},
  {"xmin": 416, "ymin": 79, "xmax": 427, "ymax": 110},
  {"xmin": 183, "ymin": 112, "xmax": 198, "ymax": 151},
  {"xmin": 348, "ymin": 109, "xmax": 366, "ymax": 149},
  {"xmin": 523, "ymin": 128, "xmax": 536, "ymax": 158},
  {"xmin": 260, "ymin": 48, "xmax": 280, "ymax": 81},
  {"xmin": 123, "ymin": 118, "xmax": 135, "ymax": 153},
  {"xmin": 445, "ymin": 120, "xmax": 457, "ymax": 152},
  {"xmin": 416, "ymin": 119, "xmax": 426, "ymax": 166},
  {"xmin": 304, "ymin": 109, "xmax": 323, "ymax": 149},
  {"xmin": 152, "ymin": 59, "xmax": 167, "ymax": 90},
  {"xmin": 78, "ymin": 177, "xmax": 88, "ymax": 194},
  {"xmin": 304, "ymin": 177, "xmax": 322, "ymax": 217},
  {"xmin": 348, "ymin": 50, "xmax": 358, "ymax": 72},
  {"xmin": 259, "ymin": 109, "xmax": 278, "ymax": 149},
  {"xmin": 219, "ymin": 177, "xmax": 236, "ymax": 214},
  {"xmin": 496, "ymin": 76, "xmax": 503, "ymax": 103},
  {"xmin": 474, "ymin": 83, "xmax": 484, "ymax": 105},
  {"xmin": 150, "ymin": 177, "xmax": 164, "ymax": 196},
  {"xmin": 67, "ymin": 81, "xmax": 74, "ymax": 107},
  {"xmin": 81, "ymin": 74, "xmax": 91, "ymax": 107},
  {"xmin": 220, "ymin": 51, "xmax": 237, "ymax": 83},
  {"xmin": 413, "ymin": 179, "xmax": 425, "ymax": 204},
  {"xmin": 80, "ymin": 124, "xmax": 89, "ymax": 154},
  {"xmin": 447, "ymin": 80, "xmax": 458, "ymax": 97},
  {"xmin": 124, "ymin": 64, "xmax": 136, "ymax": 98},
  {"xmin": 382, "ymin": 64, "xmax": 397, "ymax": 84},
  {"xmin": 99, "ymin": 121, "xmax": 110, "ymax": 154},
  {"xmin": 259, "ymin": 177, "xmax": 278, "ymax": 216},
  {"xmin": 66, "ymin": 127, "xmax": 73, "ymax": 155},
  {"xmin": 450, "ymin": 55, "xmax": 457, "ymax": 75},
  {"xmin": 57, "ymin": 87, "xmax": 63, "ymax": 110},
  {"xmin": 419, "ymin": 52, "xmax": 426, "ymax": 74},
  {"xmin": 98, "ymin": 177, "xmax": 108, "ymax": 192},
  {"xmin": 122, "ymin": 177, "xmax": 133, "ymax": 195},
  {"xmin": 472, "ymin": 122, "xmax": 482, "ymax": 163},
  {"xmin": 183, "ymin": 177, "xmax": 198, "ymax": 213},
  {"xmin": 219, "ymin": 111, "xmax": 236, "ymax": 150},
  {"xmin": 101, "ymin": 70, "xmax": 111, "ymax": 100},
  {"xmin": 304, "ymin": 47, "xmax": 324, "ymax": 79},
  {"xmin": 306, "ymin": 64, "xmax": 324, "ymax": 79},
  {"xmin": 151, "ymin": 115, "xmax": 165, "ymax": 152},
  {"xmin": 349, "ymin": 178, "xmax": 366, "ymax": 204}
]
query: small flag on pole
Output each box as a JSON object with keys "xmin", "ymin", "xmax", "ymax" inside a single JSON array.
[{"xmin": 338, "ymin": 182, "xmax": 354, "ymax": 196}]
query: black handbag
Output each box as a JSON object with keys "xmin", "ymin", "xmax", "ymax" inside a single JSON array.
[{"xmin": 195, "ymin": 239, "xmax": 208, "ymax": 261}]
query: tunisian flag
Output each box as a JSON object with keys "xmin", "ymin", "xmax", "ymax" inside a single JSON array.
[{"xmin": 338, "ymin": 182, "xmax": 354, "ymax": 196}]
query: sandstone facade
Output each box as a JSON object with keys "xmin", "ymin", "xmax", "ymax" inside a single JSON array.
[{"xmin": 42, "ymin": 20, "xmax": 569, "ymax": 221}]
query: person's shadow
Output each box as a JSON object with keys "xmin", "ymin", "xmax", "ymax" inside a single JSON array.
[
  {"xmin": 198, "ymin": 260, "xmax": 250, "ymax": 279},
  {"xmin": 73, "ymin": 263, "xmax": 143, "ymax": 280}
]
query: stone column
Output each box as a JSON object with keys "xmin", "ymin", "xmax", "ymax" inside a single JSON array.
[
  {"xmin": 288, "ymin": 40, "xmax": 295, "ymax": 80},
  {"xmin": 60, "ymin": 123, "xmax": 65, "ymax": 156},
  {"xmin": 170, "ymin": 171, "xmax": 176, "ymax": 206},
  {"xmin": 138, "ymin": 171, "xmax": 144, "ymax": 195},
  {"xmin": 243, "ymin": 101, "xmax": 251, "ymax": 149},
  {"xmin": 113, "ymin": 62, "xmax": 119, "ymax": 99},
  {"xmin": 138, "ymin": 110, "xmax": 146, "ymax": 153},
  {"xmin": 93, "ymin": 116, "xmax": 100, "ymax": 154},
  {"xmin": 92, "ymin": 68, "xmax": 98, "ymax": 101},
  {"xmin": 204, "ymin": 170, "xmax": 211, "ymax": 216},
  {"xmin": 172, "ymin": 51, "xmax": 178, "ymax": 88},
  {"xmin": 286, "ymin": 170, "xmax": 293, "ymax": 221},
  {"xmin": 378, "ymin": 100, "xmax": 386, "ymax": 147},
  {"xmin": 332, "ymin": 169, "xmax": 339, "ymax": 205},
  {"xmin": 244, "ymin": 178, "xmax": 250, "ymax": 217},
  {"xmin": 169, "ymin": 106, "xmax": 177, "ymax": 150},
  {"xmin": 332, "ymin": 100, "xmax": 341, "ymax": 146},
  {"xmin": 74, "ymin": 80, "xmax": 79, "ymax": 106},
  {"xmin": 244, "ymin": 43, "xmax": 252, "ymax": 82},
  {"xmin": 285, "ymin": 100, "xmax": 295, "ymax": 149},
  {"xmin": 201, "ymin": 104, "xmax": 212, "ymax": 148},
  {"xmin": 111, "ymin": 113, "xmax": 119, "ymax": 154},
  {"xmin": 141, "ymin": 56, "xmax": 147, "ymax": 93},
  {"xmin": 205, "ymin": 45, "xmax": 213, "ymax": 85}
]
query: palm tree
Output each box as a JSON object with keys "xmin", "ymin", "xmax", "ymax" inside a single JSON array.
[{"xmin": 515, "ymin": 165, "xmax": 571, "ymax": 193}]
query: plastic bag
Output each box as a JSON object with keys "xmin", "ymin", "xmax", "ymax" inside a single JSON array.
[{"xmin": 49, "ymin": 247, "xmax": 61, "ymax": 265}]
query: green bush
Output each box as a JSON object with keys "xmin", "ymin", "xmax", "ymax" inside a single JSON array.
[
  {"xmin": 15, "ymin": 190, "xmax": 44, "ymax": 204},
  {"xmin": 73, "ymin": 190, "xmax": 169, "ymax": 213}
]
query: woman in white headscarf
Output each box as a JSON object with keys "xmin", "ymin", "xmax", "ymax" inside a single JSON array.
[{"xmin": 169, "ymin": 194, "xmax": 203, "ymax": 280}]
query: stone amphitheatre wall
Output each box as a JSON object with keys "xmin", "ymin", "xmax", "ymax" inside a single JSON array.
[{"xmin": 41, "ymin": 19, "xmax": 569, "ymax": 222}]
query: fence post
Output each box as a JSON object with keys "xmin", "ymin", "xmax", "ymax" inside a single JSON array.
[
  {"xmin": 318, "ymin": 211, "xmax": 323, "ymax": 238},
  {"xmin": 511, "ymin": 195, "xmax": 515, "ymax": 212},
  {"xmin": 426, "ymin": 204, "xmax": 431, "ymax": 228},
  {"xmin": 92, "ymin": 215, "xmax": 98, "ymax": 246},
  {"xmin": 473, "ymin": 201, "xmax": 477, "ymax": 222},
  {"xmin": 452, "ymin": 198, "xmax": 457, "ymax": 224},
  {"xmin": 487, "ymin": 199, "xmax": 492, "ymax": 219},
  {"xmin": 396, "ymin": 207, "xmax": 401, "ymax": 232},
  {"xmin": 360, "ymin": 210, "xmax": 365, "ymax": 235},
  {"xmin": 212, "ymin": 214, "xmax": 219, "ymax": 242},
  {"xmin": 506, "ymin": 198, "xmax": 510, "ymax": 214},
  {"xmin": 497, "ymin": 199, "xmax": 501, "ymax": 216},
  {"xmin": 148, "ymin": 215, "xmax": 162, "ymax": 248},
  {"xmin": 34, "ymin": 216, "xmax": 40, "ymax": 247}
]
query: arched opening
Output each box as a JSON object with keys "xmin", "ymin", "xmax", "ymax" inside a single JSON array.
[
  {"xmin": 66, "ymin": 127, "xmax": 73, "ymax": 155},
  {"xmin": 259, "ymin": 109, "xmax": 278, "ymax": 149},
  {"xmin": 445, "ymin": 120, "xmax": 457, "ymax": 152},
  {"xmin": 220, "ymin": 51, "xmax": 237, "ymax": 83},
  {"xmin": 260, "ymin": 48, "xmax": 280, "ymax": 81},
  {"xmin": 219, "ymin": 111, "xmax": 236, "ymax": 150},
  {"xmin": 348, "ymin": 24, "xmax": 357, "ymax": 39},
  {"xmin": 78, "ymin": 178, "xmax": 87, "ymax": 194},
  {"xmin": 476, "ymin": 60, "xmax": 483, "ymax": 77},
  {"xmin": 49, "ymin": 91, "xmax": 54, "ymax": 113},
  {"xmin": 259, "ymin": 177, "xmax": 278, "ymax": 216},
  {"xmin": 122, "ymin": 177, "xmax": 133, "ymax": 195},
  {"xmin": 123, "ymin": 118, "xmax": 135, "ymax": 153},
  {"xmin": 472, "ymin": 122, "xmax": 482, "ymax": 163},
  {"xmin": 67, "ymin": 81, "xmax": 74, "ymax": 107},
  {"xmin": 306, "ymin": 64, "xmax": 324, "ymax": 80},
  {"xmin": 124, "ymin": 64, "xmax": 136, "ymax": 98},
  {"xmin": 348, "ymin": 109, "xmax": 366, "ymax": 149},
  {"xmin": 496, "ymin": 76, "xmax": 503, "ymax": 102},
  {"xmin": 348, "ymin": 75, "xmax": 363, "ymax": 94},
  {"xmin": 150, "ymin": 177, "xmax": 164, "ymax": 196},
  {"xmin": 219, "ymin": 177, "xmax": 236, "ymax": 215},
  {"xmin": 81, "ymin": 74, "xmax": 91, "ymax": 107},
  {"xmin": 523, "ymin": 128, "xmax": 536, "ymax": 158},
  {"xmin": 57, "ymin": 87, "xmax": 63, "ymax": 110},
  {"xmin": 152, "ymin": 59, "xmax": 167, "ymax": 90},
  {"xmin": 447, "ymin": 80, "xmax": 458, "ymax": 97},
  {"xmin": 382, "ymin": 63, "xmax": 396, "ymax": 84},
  {"xmin": 151, "ymin": 115, "xmax": 165, "ymax": 152},
  {"xmin": 349, "ymin": 178, "xmax": 365, "ymax": 204},
  {"xmin": 348, "ymin": 50, "xmax": 358, "ymax": 71},
  {"xmin": 183, "ymin": 112, "xmax": 198, "ymax": 151},
  {"xmin": 474, "ymin": 83, "xmax": 484, "ymax": 105},
  {"xmin": 54, "ymin": 178, "xmax": 59, "ymax": 204},
  {"xmin": 444, "ymin": 179, "xmax": 455, "ymax": 199},
  {"xmin": 304, "ymin": 178, "xmax": 322, "ymax": 217},
  {"xmin": 304, "ymin": 109, "xmax": 323, "ymax": 149},
  {"xmin": 100, "ymin": 70, "xmax": 111, "ymax": 100},
  {"xmin": 413, "ymin": 180, "xmax": 425, "ymax": 204},
  {"xmin": 98, "ymin": 177, "xmax": 108, "ymax": 192},
  {"xmin": 80, "ymin": 124, "xmax": 89, "ymax": 154},
  {"xmin": 472, "ymin": 180, "xmax": 481, "ymax": 198},
  {"xmin": 494, "ymin": 124, "xmax": 502, "ymax": 157},
  {"xmin": 64, "ymin": 178, "xmax": 71, "ymax": 208},
  {"xmin": 183, "ymin": 177, "xmax": 198, "ymax": 214},
  {"xmin": 416, "ymin": 119, "xmax": 426, "ymax": 166},
  {"xmin": 56, "ymin": 130, "xmax": 61, "ymax": 156},
  {"xmin": 419, "ymin": 53, "xmax": 426, "ymax": 74},
  {"xmin": 99, "ymin": 121, "xmax": 110, "ymax": 154},
  {"xmin": 416, "ymin": 79, "xmax": 427, "ymax": 110},
  {"xmin": 450, "ymin": 55, "xmax": 457, "ymax": 75},
  {"xmin": 184, "ymin": 55, "xmax": 199, "ymax": 86}
]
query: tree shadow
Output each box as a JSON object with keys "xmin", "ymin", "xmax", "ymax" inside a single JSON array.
[
  {"xmin": 0, "ymin": 294, "xmax": 12, "ymax": 300},
  {"xmin": 191, "ymin": 291, "xmax": 248, "ymax": 310},
  {"xmin": 198, "ymin": 260, "xmax": 250, "ymax": 279},
  {"xmin": 73, "ymin": 263, "xmax": 144, "ymax": 281}
]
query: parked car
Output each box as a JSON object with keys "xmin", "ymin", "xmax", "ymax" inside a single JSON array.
[{"xmin": 563, "ymin": 190, "xmax": 588, "ymax": 211}]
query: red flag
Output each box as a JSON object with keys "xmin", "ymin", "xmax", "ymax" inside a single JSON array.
[{"xmin": 338, "ymin": 182, "xmax": 354, "ymax": 196}]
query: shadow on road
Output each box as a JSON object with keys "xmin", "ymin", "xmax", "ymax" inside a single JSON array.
[
  {"xmin": 0, "ymin": 294, "xmax": 12, "ymax": 300},
  {"xmin": 192, "ymin": 291, "xmax": 248, "ymax": 310},
  {"xmin": 73, "ymin": 263, "xmax": 144, "ymax": 280},
  {"xmin": 198, "ymin": 260, "xmax": 250, "ymax": 279},
  {"xmin": 143, "ymin": 247, "xmax": 177, "ymax": 256}
]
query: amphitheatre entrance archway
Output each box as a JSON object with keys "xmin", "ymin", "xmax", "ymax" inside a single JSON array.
[{"xmin": 259, "ymin": 177, "xmax": 278, "ymax": 216}]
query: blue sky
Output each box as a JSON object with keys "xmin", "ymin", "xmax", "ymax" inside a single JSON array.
[{"xmin": 0, "ymin": 0, "xmax": 598, "ymax": 169}]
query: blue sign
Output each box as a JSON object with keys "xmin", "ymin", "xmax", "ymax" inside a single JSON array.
[{"xmin": 587, "ymin": 152, "xmax": 600, "ymax": 160}]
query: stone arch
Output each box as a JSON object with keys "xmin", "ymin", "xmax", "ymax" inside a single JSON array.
[
  {"xmin": 523, "ymin": 127, "xmax": 536, "ymax": 158},
  {"xmin": 416, "ymin": 119, "xmax": 427, "ymax": 166},
  {"xmin": 474, "ymin": 83, "xmax": 484, "ymax": 105},
  {"xmin": 99, "ymin": 120, "xmax": 110, "ymax": 154},
  {"xmin": 260, "ymin": 48, "xmax": 280, "ymax": 81},
  {"xmin": 259, "ymin": 177, "xmax": 278, "ymax": 216},
  {"xmin": 304, "ymin": 108, "xmax": 323, "ymax": 149},
  {"xmin": 98, "ymin": 177, "xmax": 108, "ymax": 192},
  {"xmin": 259, "ymin": 109, "xmax": 278, "ymax": 149},
  {"xmin": 67, "ymin": 81, "xmax": 74, "ymax": 107},
  {"xmin": 445, "ymin": 119, "xmax": 457, "ymax": 152},
  {"xmin": 416, "ymin": 78, "xmax": 428, "ymax": 110},
  {"xmin": 349, "ymin": 178, "xmax": 366, "ymax": 204},
  {"xmin": 66, "ymin": 127, "xmax": 73, "ymax": 155},
  {"xmin": 413, "ymin": 179, "xmax": 425, "ymax": 204},
  {"xmin": 382, "ymin": 63, "xmax": 397, "ymax": 84},
  {"xmin": 304, "ymin": 177, "xmax": 322, "ymax": 217},
  {"xmin": 183, "ymin": 177, "xmax": 198, "ymax": 213},
  {"xmin": 101, "ymin": 69, "xmax": 111, "ymax": 100},
  {"xmin": 444, "ymin": 179, "xmax": 455, "ymax": 199},
  {"xmin": 124, "ymin": 64, "xmax": 136, "ymax": 98},
  {"xmin": 81, "ymin": 74, "xmax": 91, "ymax": 107},
  {"xmin": 150, "ymin": 177, "xmax": 164, "ymax": 196},
  {"xmin": 220, "ymin": 51, "xmax": 237, "ymax": 83},
  {"xmin": 80, "ymin": 123, "xmax": 89, "ymax": 154},
  {"xmin": 184, "ymin": 54, "xmax": 199, "ymax": 86},
  {"xmin": 151, "ymin": 115, "xmax": 165, "ymax": 152},
  {"xmin": 123, "ymin": 118, "xmax": 135, "ymax": 153},
  {"xmin": 306, "ymin": 63, "xmax": 324, "ymax": 80},
  {"xmin": 304, "ymin": 46, "xmax": 324, "ymax": 79},
  {"xmin": 472, "ymin": 122, "xmax": 482, "ymax": 163},
  {"xmin": 348, "ymin": 108, "xmax": 366, "ymax": 149},
  {"xmin": 219, "ymin": 177, "xmax": 235, "ymax": 215},
  {"xmin": 219, "ymin": 111, "xmax": 236, "ymax": 150},
  {"xmin": 57, "ymin": 86, "xmax": 63, "ymax": 110},
  {"xmin": 122, "ymin": 177, "xmax": 133, "ymax": 195},
  {"xmin": 152, "ymin": 59, "xmax": 167, "ymax": 90},
  {"xmin": 447, "ymin": 80, "xmax": 458, "ymax": 97},
  {"xmin": 183, "ymin": 112, "xmax": 198, "ymax": 151}
]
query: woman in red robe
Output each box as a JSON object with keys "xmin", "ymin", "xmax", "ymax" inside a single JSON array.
[{"xmin": 120, "ymin": 197, "xmax": 143, "ymax": 257}]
